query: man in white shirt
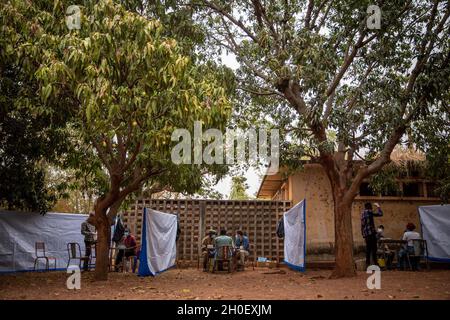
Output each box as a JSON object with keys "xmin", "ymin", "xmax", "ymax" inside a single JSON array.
[{"xmin": 398, "ymin": 223, "xmax": 421, "ymax": 270}]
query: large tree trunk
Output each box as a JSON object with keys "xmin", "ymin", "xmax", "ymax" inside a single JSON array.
[
  {"xmin": 93, "ymin": 204, "xmax": 111, "ymax": 281},
  {"xmin": 92, "ymin": 191, "xmax": 129, "ymax": 281},
  {"xmin": 331, "ymin": 196, "xmax": 356, "ymax": 278},
  {"xmin": 321, "ymin": 154, "xmax": 358, "ymax": 278}
]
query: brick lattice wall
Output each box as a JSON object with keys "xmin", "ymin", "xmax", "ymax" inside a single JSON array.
[{"xmin": 122, "ymin": 199, "xmax": 291, "ymax": 265}]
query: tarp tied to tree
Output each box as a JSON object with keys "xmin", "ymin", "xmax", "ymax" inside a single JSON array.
[
  {"xmin": 193, "ymin": 0, "xmax": 450, "ymax": 277},
  {"xmin": 2, "ymin": 0, "xmax": 232, "ymax": 280}
]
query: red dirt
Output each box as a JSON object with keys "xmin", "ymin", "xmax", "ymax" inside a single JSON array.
[{"xmin": 1, "ymin": 268, "xmax": 449, "ymax": 300}]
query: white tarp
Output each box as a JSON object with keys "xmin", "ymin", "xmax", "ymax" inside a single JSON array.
[
  {"xmin": 138, "ymin": 208, "xmax": 177, "ymax": 276},
  {"xmin": 418, "ymin": 204, "xmax": 450, "ymax": 262},
  {"xmin": 283, "ymin": 199, "xmax": 306, "ymax": 271},
  {"xmin": 0, "ymin": 211, "xmax": 88, "ymax": 272}
]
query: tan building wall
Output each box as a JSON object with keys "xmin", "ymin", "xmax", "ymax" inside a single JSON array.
[{"xmin": 264, "ymin": 164, "xmax": 442, "ymax": 260}]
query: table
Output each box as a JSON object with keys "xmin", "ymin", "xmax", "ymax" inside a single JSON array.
[{"xmin": 378, "ymin": 239, "xmax": 406, "ymax": 268}]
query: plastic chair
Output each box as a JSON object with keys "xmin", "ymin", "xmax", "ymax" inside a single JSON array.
[
  {"xmin": 33, "ymin": 242, "xmax": 57, "ymax": 271},
  {"xmin": 66, "ymin": 242, "xmax": 89, "ymax": 270},
  {"xmin": 212, "ymin": 245, "xmax": 233, "ymax": 273},
  {"xmin": 407, "ymin": 239, "xmax": 429, "ymax": 271}
]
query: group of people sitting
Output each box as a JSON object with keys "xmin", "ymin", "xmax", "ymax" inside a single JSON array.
[
  {"xmin": 362, "ymin": 202, "xmax": 423, "ymax": 270},
  {"xmin": 201, "ymin": 228, "xmax": 250, "ymax": 272},
  {"xmin": 376, "ymin": 222, "xmax": 422, "ymax": 270}
]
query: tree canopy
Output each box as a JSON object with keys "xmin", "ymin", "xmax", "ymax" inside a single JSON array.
[
  {"xmin": 1, "ymin": 0, "xmax": 233, "ymax": 280},
  {"xmin": 229, "ymin": 175, "xmax": 251, "ymax": 200},
  {"xmin": 194, "ymin": 0, "xmax": 450, "ymax": 277}
]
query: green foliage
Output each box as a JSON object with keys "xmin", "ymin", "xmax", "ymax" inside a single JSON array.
[
  {"xmin": 368, "ymin": 166, "xmax": 401, "ymax": 197},
  {"xmin": 229, "ymin": 176, "xmax": 251, "ymax": 200},
  {"xmin": 3, "ymin": 0, "xmax": 231, "ymax": 210},
  {"xmin": 413, "ymin": 105, "xmax": 450, "ymax": 202},
  {"xmin": 1, "ymin": 0, "xmax": 233, "ymax": 216},
  {"xmin": 196, "ymin": 0, "xmax": 450, "ymax": 172},
  {"xmin": 0, "ymin": 18, "xmax": 73, "ymax": 213}
]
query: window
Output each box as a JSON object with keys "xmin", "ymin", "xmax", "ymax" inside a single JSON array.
[
  {"xmin": 402, "ymin": 182, "xmax": 423, "ymax": 197},
  {"xmin": 426, "ymin": 183, "xmax": 437, "ymax": 198},
  {"xmin": 381, "ymin": 184, "xmax": 400, "ymax": 197},
  {"xmin": 359, "ymin": 183, "xmax": 375, "ymax": 196}
]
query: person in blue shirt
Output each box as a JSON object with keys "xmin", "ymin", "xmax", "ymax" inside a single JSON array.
[{"xmin": 235, "ymin": 230, "xmax": 250, "ymax": 270}]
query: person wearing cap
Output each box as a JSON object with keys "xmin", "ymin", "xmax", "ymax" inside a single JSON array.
[
  {"xmin": 398, "ymin": 222, "xmax": 421, "ymax": 270},
  {"xmin": 201, "ymin": 229, "xmax": 217, "ymax": 271},
  {"xmin": 81, "ymin": 213, "xmax": 97, "ymax": 271}
]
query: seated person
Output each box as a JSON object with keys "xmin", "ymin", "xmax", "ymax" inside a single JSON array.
[
  {"xmin": 214, "ymin": 229, "xmax": 233, "ymax": 265},
  {"xmin": 376, "ymin": 225, "xmax": 395, "ymax": 269},
  {"xmin": 376, "ymin": 225, "xmax": 385, "ymax": 240},
  {"xmin": 398, "ymin": 222, "xmax": 421, "ymax": 270},
  {"xmin": 201, "ymin": 229, "xmax": 217, "ymax": 271},
  {"xmin": 115, "ymin": 229, "xmax": 137, "ymax": 271},
  {"xmin": 235, "ymin": 230, "xmax": 250, "ymax": 270}
]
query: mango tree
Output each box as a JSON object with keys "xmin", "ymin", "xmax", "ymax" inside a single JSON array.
[
  {"xmin": 194, "ymin": 0, "xmax": 450, "ymax": 277},
  {"xmin": 3, "ymin": 0, "xmax": 231, "ymax": 280}
]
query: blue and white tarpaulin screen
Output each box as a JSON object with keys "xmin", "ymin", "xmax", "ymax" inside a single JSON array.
[
  {"xmin": 0, "ymin": 211, "xmax": 88, "ymax": 272},
  {"xmin": 418, "ymin": 204, "xmax": 450, "ymax": 262},
  {"xmin": 138, "ymin": 208, "xmax": 177, "ymax": 276},
  {"xmin": 283, "ymin": 199, "xmax": 306, "ymax": 271}
]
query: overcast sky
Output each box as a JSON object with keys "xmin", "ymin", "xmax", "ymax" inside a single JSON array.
[{"xmin": 210, "ymin": 52, "xmax": 263, "ymax": 199}]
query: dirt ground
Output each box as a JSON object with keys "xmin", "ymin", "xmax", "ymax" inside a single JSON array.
[{"xmin": 1, "ymin": 267, "xmax": 449, "ymax": 300}]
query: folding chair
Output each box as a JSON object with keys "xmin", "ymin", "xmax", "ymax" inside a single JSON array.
[
  {"xmin": 33, "ymin": 242, "xmax": 57, "ymax": 271},
  {"xmin": 67, "ymin": 242, "xmax": 89, "ymax": 270},
  {"xmin": 407, "ymin": 239, "xmax": 429, "ymax": 271},
  {"xmin": 212, "ymin": 245, "xmax": 233, "ymax": 273}
]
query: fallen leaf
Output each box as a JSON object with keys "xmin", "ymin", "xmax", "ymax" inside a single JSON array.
[
  {"xmin": 317, "ymin": 294, "xmax": 323, "ymax": 298},
  {"xmin": 182, "ymin": 289, "xmax": 191, "ymax": 293}
]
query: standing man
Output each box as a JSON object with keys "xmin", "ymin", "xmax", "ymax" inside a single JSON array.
[
  {"xmin": 201, "ymin": 229, "xmax": 216, "ymax": 271},
  {"xmin": 235, "ymin": 230, "xmax": 250, "ymax": 270},
  {"xmin": 361, "ymin": 202, "xmax": 383, "ymax": 268},
  {"xmin": 81, "ymin": 213, "xmax": 97, "ymax": 271}
]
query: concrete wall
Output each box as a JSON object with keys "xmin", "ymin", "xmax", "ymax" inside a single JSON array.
[{"xmin": 286, "ymin": 164, "xmax": 441, "ymax": 260}]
